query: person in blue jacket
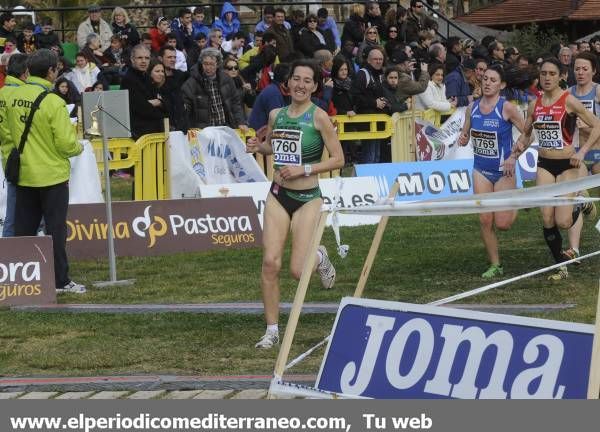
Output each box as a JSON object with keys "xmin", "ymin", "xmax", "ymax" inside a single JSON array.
[
  {"xmin": 212, "ymin": 2, "xmax": 240, "ymax": 40},
  {"xmin": 192, "ymin": 6, "xmax": 210, "ymax": 38},
  {"xmin": 248, "ymin": 63, "xmax": 291, "ymax": 135},
  {"xmin": 445, "ymin": 57, "xmax": 475, "ymax": 107},
  {"xmin": 317, "ymin": 8, "xmax": 340, "ymax": 54}
]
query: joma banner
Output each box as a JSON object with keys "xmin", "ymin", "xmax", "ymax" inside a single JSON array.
[
  {"xmin": 317, "ymin": 297, "xmax": 595, "ymax": 399},
  {"xmin": 0, "ymin": 236, "xmax": 56, "ymax": 306},
  {"xmin": 66, "ymin": 197, "xmax": 262, "ymax": 259}
]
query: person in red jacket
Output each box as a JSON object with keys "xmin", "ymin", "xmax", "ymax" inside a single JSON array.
[{"xmin": 149, "ymin": 17, "xmax": 170, "ymax": 53}]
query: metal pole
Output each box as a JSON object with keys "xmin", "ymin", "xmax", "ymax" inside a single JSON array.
[
  {"xmin": 93, "ymin": 92, "xmax": 134, "ymax": 288},
  {"xmin": 101, "ymin": 128, "xmax": 117, "ymax": 282}
]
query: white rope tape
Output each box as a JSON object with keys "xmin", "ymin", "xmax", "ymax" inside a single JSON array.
[
  {"xmin": 284, "ymin": 248, "xmax": 600, "ymax": 372},
  {"xmin": 285, "ymin": 335, "xmax": 330, "ymax": 370},
  {"xmin": 429, "ymin": 249, "xmax": 600, "ymax": 306}
]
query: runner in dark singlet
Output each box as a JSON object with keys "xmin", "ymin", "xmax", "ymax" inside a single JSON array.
[
  {"xmin": 246, "ymin": 60, "xmax": 344, "ymax": 348},
  {"xmin": 511, "ymin": 58, "xmax": 600, "ymax": 280}
]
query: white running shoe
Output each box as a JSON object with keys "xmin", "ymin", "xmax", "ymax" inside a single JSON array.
[
  {"xmin": 317, "ymin": 245, "xmax": 336, "ymax": 289},
  {"xmin": 255, "ymin": 331, "xmax": 279, "ymax": 349},
  {"xmin": 56, "ymin": 281, "xmax": 87, "ymax": 294}
]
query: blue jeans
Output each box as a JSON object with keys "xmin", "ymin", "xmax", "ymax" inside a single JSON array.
[
  {"xmin": 2, "ymin": 181, "xmax": 16, "ymax": 237},
  {"xmin": 361, "ymin": 140, "xmax": 381, "ymax": 164}
]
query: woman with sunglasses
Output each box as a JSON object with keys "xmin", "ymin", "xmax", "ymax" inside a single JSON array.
[
  {"xmin": 384, "ymin": 26, "xmax": 403, "ymax": 60},
  {"xmin": 224, "ymin": 55, "xmax": 255, "ymax": 111},
  {"xmin": 459, "ymin": 64, "xmax": 526, "ymax": 279},
  {"xmin": 357, "ymin": 26, "xmax": 380, "ymax": 66},
  {"xmin": 509, "ymin": 57, "xmax": 600, "ymax": 280},
  {"xmin": 298, "ymin": 14, "xmax": 335, "ymax": 58},
  {"xmin": 246, "ymin": 60, "xmax": 344, "ymax": 349}
]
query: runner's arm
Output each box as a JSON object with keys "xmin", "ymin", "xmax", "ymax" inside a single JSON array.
[
  {"xmin": 458, "ymin": 103, "xmax": 472, "ymax": 146},
  {"xmin": 567, "ymin": 94, "xmax": 600, "ymax": 164},
  {"xmin": 503, "ymin": 102, "xmax": 526, "ymax": 177},
  {"xmin": 246, "ymin": 108, "xmax": 280, "ymax": 155},
  {"xmin": 512, "ymin": 101, "xmax": 535, "ymax": 157},
  {"xmin": 568, "ymin": 95, "xmax": 600, "ymax": 152},
  {"xmin": 312, "ymin": 108, "xmax": 345, "ymax": 174}
]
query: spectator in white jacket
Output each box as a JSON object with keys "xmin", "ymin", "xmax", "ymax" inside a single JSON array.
[{"xmin": 415, "ymin": 62, "xmax": 457, "ymax": 112}]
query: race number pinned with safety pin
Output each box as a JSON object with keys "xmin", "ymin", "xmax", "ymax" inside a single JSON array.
[
  {"xmin": 534, "ymin": 120, "xmax": 564, "ymax": 149},
  {"xmin": 272, "ymin": 129, "xmax": 303, "ymax": 166},
  {"xmin": 471, "ymin": 129, "xmax": 499, "ymax": 158}
]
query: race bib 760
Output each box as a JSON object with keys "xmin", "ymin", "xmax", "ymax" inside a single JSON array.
[{"xmin": 272, "ymin": 129, "xmax": 303, "ymax": 166}]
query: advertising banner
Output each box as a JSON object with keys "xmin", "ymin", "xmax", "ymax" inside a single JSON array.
[
  {"xmin": 66, "ymin": 197, "xmax": 261, "ymax": 259},
  {"xmin": 317, "ymin": 297, "xmax": 594, "ymax": 399},
  {"xmin": 356, "ymin": 160, "xmax": 475, "ymax": 201},
  {"xmin": 199, "ymin": 177, "xmax": 382, "ymax": 227},
  {"xmin": 0, "ymin": 236, "xmax": 56, "ymax": 306}
]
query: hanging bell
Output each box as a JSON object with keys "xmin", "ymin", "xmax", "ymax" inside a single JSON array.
[{"xmin": 86, "ymin": 107, "xmax": 101, "ymax": 136}]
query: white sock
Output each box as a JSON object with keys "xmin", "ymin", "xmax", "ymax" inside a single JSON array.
[
  {"xmin": 267, "ymin": 324, "xmax": 279, "ymax": 334},
  {"xmin": 573, "ymin": 248, "xmax": 580, "ymax": 255}
]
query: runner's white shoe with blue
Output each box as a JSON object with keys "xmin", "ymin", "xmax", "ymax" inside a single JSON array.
[
  {"xmin": 317, "ymin": 246, "xmax": 336, "ymax": 289},
  {"xmin": 255, "ymin": 331, "xmax": 279, "ymax": 349}
]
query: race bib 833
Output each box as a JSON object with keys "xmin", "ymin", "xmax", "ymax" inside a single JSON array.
[{"xmin": 534, "ymin": 121, "xmax": 564, "ymax": 149}]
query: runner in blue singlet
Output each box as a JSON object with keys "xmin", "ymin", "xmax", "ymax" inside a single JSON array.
[
  {"xmin": 563, "ymin": 52, "xmax": 600, "ymax": 266},
  {"xmin": 459, "ymin": 64, "xmax": 526, "ymax": 278}
]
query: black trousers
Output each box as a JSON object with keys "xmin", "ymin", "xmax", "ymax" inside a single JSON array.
[{"xmin": 14, "ymin": 181, "xmax": 70, "ymax": 288}]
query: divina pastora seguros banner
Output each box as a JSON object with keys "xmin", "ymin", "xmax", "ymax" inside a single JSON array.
[
  {"xmin": 66, "ymin": 197, "xmax": 262, "ymax": 259},
  {"xmin": 0, "ymin": 236, "xmax": 57, "ymax": 306}
]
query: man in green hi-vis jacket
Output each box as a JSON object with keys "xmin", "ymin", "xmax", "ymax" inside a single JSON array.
[{"xmin": 4, "ymin": 49, "xmax": 86, "ymax": 294}]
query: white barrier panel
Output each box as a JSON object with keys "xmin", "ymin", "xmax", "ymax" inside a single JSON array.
[
  {"xmin": 168, "ymin": 131, "xmax": 205, "ymax": 199},
  {"xmin": 168, "ymin": 128, "xmax": 268, "ymax": 198},
  {"xmin": 199, "ymin": 177, "xmax": 381, "ymax": 228}
]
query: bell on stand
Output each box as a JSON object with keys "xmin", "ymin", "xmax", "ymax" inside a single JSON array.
[{"xmin": 86, "ymin": 107, "xmax": 101, "ymax": 136}]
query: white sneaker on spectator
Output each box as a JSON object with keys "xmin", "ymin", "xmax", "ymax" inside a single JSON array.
[
  {"xmin": 56, "ymin": 281, "xmax": 86, "ymax": 294},
  {"xmin": 317, "ymin": 246, "xmax": 336, "ymax": 289},
  {"xmin": 255, "ymin": 331, "xmax": 279, "ymax": 349}
]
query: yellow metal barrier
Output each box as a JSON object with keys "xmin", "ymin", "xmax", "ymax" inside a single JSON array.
[
  {"xmin": 91, "ymin": 132, "xmax": 167, "ymax": 201},
  {"xmin": 89, "ymin": 108, "xmax": 459, "ymax": 200}
]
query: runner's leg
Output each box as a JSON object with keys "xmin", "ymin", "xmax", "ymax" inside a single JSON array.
[
  {"xmin": 261, "ymin": 193, "xmax": 291, "ymax": 326},
  {"xmin": 289, "ymin": 198, "xmax": 324, "ymax": 280}
]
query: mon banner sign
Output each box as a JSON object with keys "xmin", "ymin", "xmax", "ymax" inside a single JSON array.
[
  {"xmin": 66, "ymin": 197, "xmax": 261, "ymax": 259},
  {"xmin": 356, "ymin": 160, "xmax": 524, "ymax": 201},
  {"xmin": 0, "ymin": 236, "xmax": 56, "ymax": 306},
  {"xmin": 317, "ymin": 297, "xmax": 595, "ymax": 399}
]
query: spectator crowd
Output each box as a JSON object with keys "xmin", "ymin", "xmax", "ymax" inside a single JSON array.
[{"xmin": 1, "ymin": 0, "xmax": 600, "ymax": 164}]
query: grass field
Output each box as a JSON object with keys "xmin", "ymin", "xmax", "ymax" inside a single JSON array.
[{"xmin": 0, "ymin": 178, "xmax": 599, "ymax": 377}]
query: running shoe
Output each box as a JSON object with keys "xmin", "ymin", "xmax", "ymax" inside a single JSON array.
[
  {"xmin": 547, "ymin": 266, "xmax": 568, "ymax": 281},
  {"xmin": 317, "ymin": 246, "xmax": 336, "ymax": 289},
  {"xmin": 255, "ymin": 331, "xmax": 279, "ymax": 349},
  {"xmin": 481, "ymin": 264, "xmax": 503, "ymax": 279},
  {"xmin": 561, "ymin": 248, "xmax": 581, "ymax": 265},
  {"xmin": 56, "ymin": 281, "xmax": 86, "ymax": 294}
]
